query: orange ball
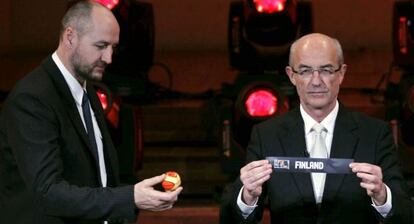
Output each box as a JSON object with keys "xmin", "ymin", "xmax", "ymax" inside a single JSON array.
[{"xmin": 162, "ymin": 171, "xmax": 181, "ymax": 191}]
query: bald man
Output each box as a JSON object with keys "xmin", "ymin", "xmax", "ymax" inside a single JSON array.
[
  {"xmin": 225, "ymin": 33, "xmax": 411, "ymax": 224},
  {"xmin": 0, "ymin": 1, "xmax": 181, "ymax": 224}
]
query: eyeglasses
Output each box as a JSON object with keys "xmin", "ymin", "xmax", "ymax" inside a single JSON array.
[{"xmin": 290, "ymin": 65, "xmax": 342, "ymax": 77}]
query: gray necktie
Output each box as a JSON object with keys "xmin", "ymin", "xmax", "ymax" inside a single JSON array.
[{"xmin": 310, "ymin": 123, "xmax": 328, "ymax": 203}]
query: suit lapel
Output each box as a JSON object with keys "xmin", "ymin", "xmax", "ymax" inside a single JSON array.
[
  {"xmin": 86, "ymin": 84, "xmax": 119, "ymax": 186},
  {"xmin": 42, "ymin": 57, "xmax": 100, "ymax": 164},
  {"xmin": 279, "ymin": 109, "xmax": 316, "ymax": 204},
  {"xmin": 322, "ymin": 104, "xmax": 358, "ymax": 202}
]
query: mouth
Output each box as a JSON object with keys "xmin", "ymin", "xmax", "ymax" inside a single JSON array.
[
  {"xmin": 308, "ymin": 91, "xmax": 328, "ymax": 96},
  {"xmin": 94, "ymin": 66, "xmax": 106, "ymax": 73}
]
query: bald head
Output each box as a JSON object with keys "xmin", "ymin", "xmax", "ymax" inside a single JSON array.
[
  {"xmin": 60, "ymin": 1, "xmax": 116, "ymax": 39},
  {"xmin": 289, "ymin": 33, "xmax": 344, "ymax": 67}
]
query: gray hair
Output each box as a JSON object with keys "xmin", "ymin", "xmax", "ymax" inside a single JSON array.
[{"xmin": 288, "ymin": 35, "xmax": 344, "ymax": 66}]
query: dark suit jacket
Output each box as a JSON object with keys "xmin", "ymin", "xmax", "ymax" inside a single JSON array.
[
  {"xmin": 0, "ymin": 56, "xmax": 136, "ymax": 224},
  {"xmin": 226, "ymin": 105, "xmax": 412, "ymax": 224}
]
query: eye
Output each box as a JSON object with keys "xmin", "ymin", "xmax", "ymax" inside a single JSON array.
[
  {"xmin": 319, "ymin": 68, "xmax": 334, "ymax": 75},
  {"xmin": 299, "ymin": 69, "xmax": 312, "ymax": 75},
  {"xmin": 95, "ymin": 43, "xmax": 108, "ymax": 50}
]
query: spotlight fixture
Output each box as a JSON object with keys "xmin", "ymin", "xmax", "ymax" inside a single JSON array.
[
  {"xmin": 228, "ymin": 0, "xmax": 312, "ymax": 70},
  {"xmin": 231, "ymin": 77, "xmax": 290, "ymax": 149},
  {"xmin": 243, "ymin": 89, "xmax": 278, "ymax": 117},
  {"xmin": 250, "ymin": 0, "xmax": 287, "ymax": 13},
  {"xmin": 99, "ymin": 0, "xmax": 155, "ymax": 100}
]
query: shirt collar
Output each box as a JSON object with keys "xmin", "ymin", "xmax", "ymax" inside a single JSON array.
[
  {"xmin": 300, "ymin": 100, "xmax": 339, "ymax": 135},
  {"xmin": 52, "ymin": 52, "xmax": 86, "ymax": 106}
]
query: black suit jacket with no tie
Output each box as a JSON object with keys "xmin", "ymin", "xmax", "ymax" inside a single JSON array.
[
  {"xmin": 227, "ymin": 105, "xmax": 412, "ymax": 224},
  {"xmin": 0, "ymin": 56, "xmax": 136, "ymax": 224}
]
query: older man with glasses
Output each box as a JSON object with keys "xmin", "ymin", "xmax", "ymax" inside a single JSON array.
[{"xmin": 225, "ymin": 33, "xmax": 412, "ymax": 224}]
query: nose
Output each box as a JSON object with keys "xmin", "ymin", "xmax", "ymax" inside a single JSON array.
[
  {"xmin": 101, "ymin": 47, "xmax": 113, "ymax": 64},
  {"xmin": 310, "ymin": 71, "xmax": 323, "ymax": 86}
]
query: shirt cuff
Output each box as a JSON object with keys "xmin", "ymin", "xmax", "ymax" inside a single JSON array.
[
  {"xmin": 371, "ymin": 184, "xmax": 392, "ymax": 218},
  {"xmin": 237, "ymin": 186, "xmax": 258, "ymax": 219}
]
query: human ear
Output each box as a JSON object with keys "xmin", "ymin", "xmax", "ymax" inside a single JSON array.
[
  {"xmin": 285, "ymin": 66, "xmax": 297, "ymax": 86},
  {"xmin": 338, "ymin": 64, "xmax": 347, "ymax": 84},
  {"xmin": 64, "ymin": 27, "xmax": 76, "ymax": 49}
]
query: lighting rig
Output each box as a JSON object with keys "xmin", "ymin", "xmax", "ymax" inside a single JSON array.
[{"xmin": 220, "ymin": 0, "xmax": 312, "ymax": 178}]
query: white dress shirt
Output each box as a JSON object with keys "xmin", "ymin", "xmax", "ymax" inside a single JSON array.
[
  {"xmin": 237, "ymin": 101, "xmax": 392, "ymax": 218},
  {"xmin": 52, "ymin": 52, "xmax": 107, "ymax": 188}
]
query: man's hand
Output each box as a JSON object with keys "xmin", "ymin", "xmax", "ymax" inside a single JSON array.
[
  {"xmin": 240, "ymin": 160, "xmax": 273, "ymax": 205},
  {"xmin": 134, "ymin": 174, "xmax": 183, "ymax": 211},
  {"xmin": 350, "ymin": 162, "xmax": 387, "ymax": 205}
]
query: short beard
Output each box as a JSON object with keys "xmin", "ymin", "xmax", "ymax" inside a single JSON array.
[{"xmin": 70, "ymin": 48, "xmax": 106, "ymax": 83}]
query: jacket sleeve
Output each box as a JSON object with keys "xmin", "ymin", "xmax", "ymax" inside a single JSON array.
[
  {"xmin": 5, "ymin": 91, "xmax": 137, "ymax": 221},
  {"xmin": 224, "ymin": 125, "xmax": 268, "ymax": 224},
  {"xmin": 375, "ymin": 123, "xmax": 412, "ymax": 224}
]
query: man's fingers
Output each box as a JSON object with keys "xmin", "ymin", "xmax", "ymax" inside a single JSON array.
[
  {"xmin": 350, "ymin": 163, "xmax": 382, "ymax": 176},
  {"xmin": 356, "ymin": 172, "xmax": 377, "ymax": 183},
  {"xmin": 241, "ymin": 161, "xmax": 272, "ymax": 180},
  {"xmin": 142, "ymin": 174, "xmax": 166, "ymax": 187},
  {"xmin": 160, "ymin": 187, "xmax": 183, "ymax": 202},
  {"xmin": 147, "ymin": 187, "xmax": 183, "ymax": 202},
  {"xmin": 241, "ymin": 160, "xmax": 270, "ymax": 172},
  {"xmin": 245, "ymin": 173, "xmax": 271, "ymax": 188},
  {"xmin": 352, "ymin": 164, "xmax": 386, "ymax": 202},
  {"xmin": 351, "ymin": 163, "xmax": 383, "ymax": 183},
  {"xmin": 239, "ymin": 160, "xmax": 273, "ymax": 201},
  {"xmin": 240, "ymin": 160, "xmax": 272, "ymax": 190},
  {"xmin": 360, "ymin": 182, "xmax": 376, "ymax": 192},
  {"xmin": 244, "ymin": 166, "xmax": 272, "ymax": 183},
  {"xmin": 147, "ymin": 202, "xmax": 174, "ymax": 212}
]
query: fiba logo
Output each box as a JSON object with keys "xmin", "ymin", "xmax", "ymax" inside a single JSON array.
[{"xmin": 273, "ymin": 159, "xmax": 290, "ymax": 170}]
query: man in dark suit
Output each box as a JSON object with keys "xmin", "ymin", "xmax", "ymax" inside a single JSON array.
[
  {"xmin": 0, "ymin": 1, "xmax": 182, "ymax": 223},
  {"xmin": 226, "ymin": 33, "xmax": 412, "ymax": 223}
]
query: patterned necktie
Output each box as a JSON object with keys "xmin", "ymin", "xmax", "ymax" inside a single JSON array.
[{"xmin": 310, "ymin": 123, "xmax": 328, "ymax": 204}]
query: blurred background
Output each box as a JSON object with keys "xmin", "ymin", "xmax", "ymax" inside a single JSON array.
[{"xmin": 2, "ymin": 0, "xmax": 414, "ymax": 223}]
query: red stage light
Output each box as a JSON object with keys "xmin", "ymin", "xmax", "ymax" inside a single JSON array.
[
  {"xmin": 398, "ymin": 16, "xmax": 408, "ymax": 54},
  {"xmin": 96, "ymin": 89, "xmax": 120, "ymax": 128},
  {"xmin": 245, "ymin": 89, "xmax": 278, "ymax": 117},
  {"xmin": 94, "ymin": 0, "xmax": 119, "ymax": 10},
  {"xmin": 253, "ymin": 0, "xmax": 286, "ymax": 13},
  {"xmin": 97, "ymin": 89, "xmax": 108, "ymax": 110}
]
